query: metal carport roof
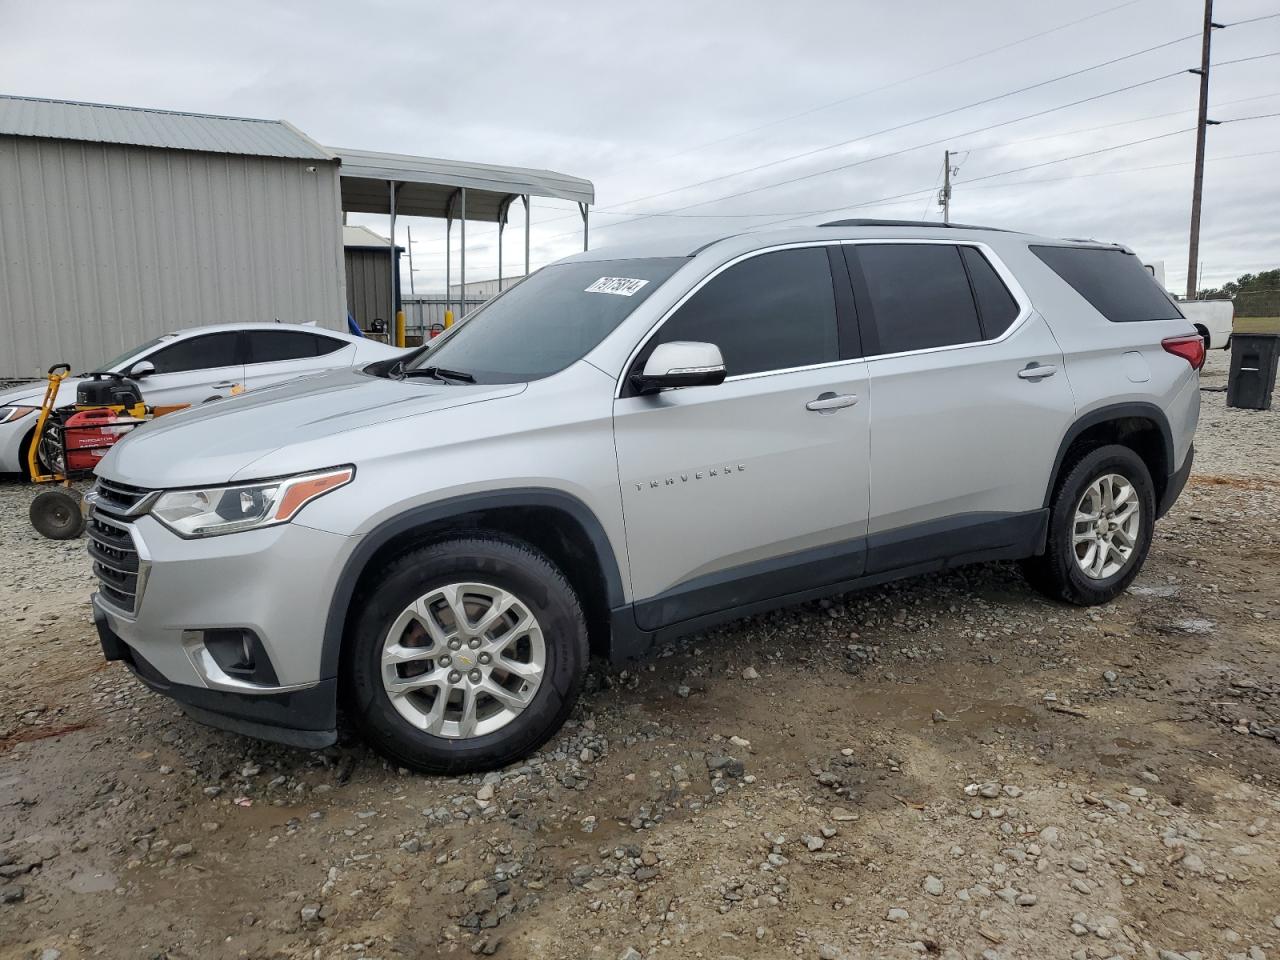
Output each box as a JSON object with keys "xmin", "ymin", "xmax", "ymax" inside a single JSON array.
[
  {"xmin": 330, "ymin": 147, "xmax": 596, "ymax": 323},
  {"xmin": 329, "ymin": 146, "xmax": 594, "ymax": 220}
]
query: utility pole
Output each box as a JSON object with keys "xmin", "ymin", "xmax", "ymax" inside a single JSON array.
[
  {"xmin": 939, "ymin": 149, "xmax": 952, "ymax": 224},
  {"xmin": 1186, "ymin": 0, "xmax": 1223, "ymax": 299}
]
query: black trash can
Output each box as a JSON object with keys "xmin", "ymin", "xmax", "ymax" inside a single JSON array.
[{"xmin": 1226, "ymin": 333, "xmax": 1280, "ymax": 411}]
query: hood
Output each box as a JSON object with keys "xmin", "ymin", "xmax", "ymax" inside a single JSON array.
[
  {"xmin": 0, "ymin": 380, "xmax": 63, "ymax": 408},
  {"xmin": 97, "ymin": 368, "xmax": 524, "ymax": 487}
]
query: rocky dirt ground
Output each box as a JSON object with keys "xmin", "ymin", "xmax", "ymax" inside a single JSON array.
[{"xmin": 2, "ymin": 350, "xmax": 1278, "ymax": 960}]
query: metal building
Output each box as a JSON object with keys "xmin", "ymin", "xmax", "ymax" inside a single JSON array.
[
  {"xmin": 342, "ymin": 225, "xmax": 402, "ymax": 333},
  {"xmin": 0, "ymin": 94, "xmax": 595, "ymax": 380},
  {"xmin": 0, "ymin": 95, "xmax": 346, "ymax": 378}
]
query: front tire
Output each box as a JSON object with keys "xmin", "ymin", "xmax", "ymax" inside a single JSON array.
[
  {"xmin": 345, "ymin": 537, "xmax": 588, "ymax": 774},
  {"xmin": 1021, "ymin": 444, "xmax": 1155, "ymax": 605}
]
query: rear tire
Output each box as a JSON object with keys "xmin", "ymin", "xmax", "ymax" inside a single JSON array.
[
  {"xmin": 1021, "ymin": 444, "xmax": 1155, "ymax": 605},
  {"xmin": 345, "ymin": 537, "xmax": 588, "ymax": 774},
  {"xmin": 30, "ymin": 488, "xmax": 85, "ymax": 540}
]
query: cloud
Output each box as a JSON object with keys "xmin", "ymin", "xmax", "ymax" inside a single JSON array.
[{"xmin": 2, "ymin": 0, "xmax": 1276, "ymax": 293}]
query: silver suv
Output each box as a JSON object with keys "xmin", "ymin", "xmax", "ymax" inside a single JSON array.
[{"xmin": 88, "ymin": 220, "xmax": 1202, "ymax": 773}]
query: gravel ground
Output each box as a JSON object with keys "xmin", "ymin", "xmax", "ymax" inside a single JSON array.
[{"xmin": 2, "ymin": 349, "xmax": 1279, "ymax": 960}]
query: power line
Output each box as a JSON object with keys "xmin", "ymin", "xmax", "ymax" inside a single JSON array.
[
  {"xmin": 661, "ymin": 0, "xmax": 1149, "ymax": 160},
  {"xmin": 959, "ymin": 90, "xmax": 1280, "ymax": 152},
  {"xmin": 413, "ymin": 26, "xmax": 1280, "ymax": 266},
  {"xmin": 569, "ymin": 50, "xmax": 1280, "ymax": 238},
  {"xmin": 412, "ymin": 16, "xmax": 1280, "ymax": 259},
  {"xmin": 639, "ymin": 144, "xmax": 1280, "ymax": 223},
  {"xmin": 749, "ymin": 113, "xmax": 1280, "ymax": 229},
  {"xmin": 407, "ymin": 5, "xmax": 1157, "ymax": 253},
  {"xmin": 590, "ymin": 32, "xmax": 1202, "ymax": 218},
  {"xmin": 953, "ymin": 112, "xmax": 1278, "ymax": 193},
  {"xmin": 956, "ymin": 148, "xmax": 1280, "ymax": 190},
  {"xmin": 1221, "ymin": 11, "xmax": 1280, "ymax": 27},
  {"xmin": 462, "ymin": 24, "xmax": 1204, "ymax": 250},
  {"xmin": 404, "ymin": 146, "xmax": 1280, "ymax": 268},
  {"xmin": 749, "ymin": 127, "xmax": 1196, "ymax": 229},
  {"xmin": 536, "ymin": 70, "xmax": 1190, "ymax": 240},
  {"xmin": 1214, "ymin": 50, "xmax": 1280, "ymax": 68}
]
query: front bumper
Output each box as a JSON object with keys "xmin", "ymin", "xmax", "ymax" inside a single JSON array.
[
  {"xmin": 95, "ymin": 601, "xmax": 337, "ymax": 748},
  {"xmin": 0, "ymin": 415, "xmax": 33, "ymax": 473},
  {"xmin": 90, "ymin": 512, "xmax": 358, "ymax": 749}
]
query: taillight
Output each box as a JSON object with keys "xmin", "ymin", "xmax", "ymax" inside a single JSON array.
[{"xmin": 1162, "ymin": 334, "xmax": 1205, "ymax": 371}]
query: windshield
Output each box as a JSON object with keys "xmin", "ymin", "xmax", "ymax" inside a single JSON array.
[
  {"xmin": 406, "ymin": 258, "xmax": 685, "ymax": 383},
  {"xmin": 98, "ymin": 336, "xmax": 169, "ymax": 373}
]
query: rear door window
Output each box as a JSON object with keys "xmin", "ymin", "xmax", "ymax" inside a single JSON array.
[
  {"xmin": 960, "ymin": 246, "xmax": 1020, "ymax": 338},
  {"xmin": 245, "ymin": 330, "xmax": 345, "ymax": 364},
  {"xmin": 851, "ymin": 244, "xmax": 983, "ymax": 355},
  {"xmin": 147, "ymin": 333, "xmax": 241, "ymax": 374},
  {"xmin": 1031, "ymin": 245, "xmax": 1183, "ymax": 322},
  {"xmin": 646, "ymin": 246, "xmax": 839, "ymax": 377}
]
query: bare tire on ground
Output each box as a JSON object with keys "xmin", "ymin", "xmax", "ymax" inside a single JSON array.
[
  {"xmin": 30, "ymin": 488, "xmax": 85, "ymax": 540},
  {"xmin": 1021, "ymin": 444, "xmax": 1155, "ymax": 605},
  {"xmin": 345, "ymin": 537, "xmax": 589, "ymax": 774}
]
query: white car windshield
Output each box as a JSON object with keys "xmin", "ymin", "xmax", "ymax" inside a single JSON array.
[{"xmin": 98, "ymin": 336, "xmax": 170, "ymax": 373}]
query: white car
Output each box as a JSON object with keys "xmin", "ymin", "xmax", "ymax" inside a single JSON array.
[
  {"xmin": 1177, "ymin": 299, "xmax": 1234, "ymax": 350},
  {"xmin": 0, "ymin": 323, "xmax": 406, "ymax": 475}
]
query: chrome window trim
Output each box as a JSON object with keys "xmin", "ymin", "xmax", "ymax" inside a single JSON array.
[{"xmin": 614, "ymin": 237, "xmax": 1033, "ymax": 396}]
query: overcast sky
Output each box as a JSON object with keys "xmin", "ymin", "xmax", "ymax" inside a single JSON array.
[{"xmin": 2, "ymin": 0, "xmax": 1278, "ymax": 294}]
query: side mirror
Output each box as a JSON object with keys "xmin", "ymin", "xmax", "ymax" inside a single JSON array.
[
  {"xmin": 128, "ymin": 360, "xmax": 155, "ymax": 379},
  {"xmin": 631, "ymin": 341, "xmax": 726, "ymax": 395}
]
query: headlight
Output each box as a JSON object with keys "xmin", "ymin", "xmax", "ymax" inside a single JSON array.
[
  {"xmin": 151, "ymin": 466, "xmax": 354, "ymax": 538},
  {"xmin": 0, "ymin": 405, "xmax": 38, "ymax": 424}
]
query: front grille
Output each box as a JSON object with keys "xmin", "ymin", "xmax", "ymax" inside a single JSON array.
[
  {"xmin": 93, "ymin": 478, "xmax": 156, "ymax": 517},
  {"xmin": 88, "ymin": 510, "xmax": 143, "ymax": 613}
]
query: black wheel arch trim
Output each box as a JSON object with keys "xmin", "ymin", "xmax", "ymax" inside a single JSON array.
[
  {"xmin": 319, "ymin": 488, "xmax": 625, "ymax": 679},
  {"xmin": 1045, "ymin": 402, "xmax": 1176, "ymax": 509}
]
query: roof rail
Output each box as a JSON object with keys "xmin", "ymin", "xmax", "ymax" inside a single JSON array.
[{"xmin": 819, "ymin": 218, "xmax": 1009, "ymax": 231}]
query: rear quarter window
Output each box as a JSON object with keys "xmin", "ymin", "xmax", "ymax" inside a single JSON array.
[{"xmin": 1031, "ymin": 245, "xmax": 1183, "ymax": 323}]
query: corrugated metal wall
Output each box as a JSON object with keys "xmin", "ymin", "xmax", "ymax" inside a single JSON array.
[
  {"xmin": 345, "ymin": 247, "xmax": 399, "ymax": 330},
  {"xmin": 402, "ymin": 296, "xmax": 487, "ymax": 333},
  {"xmin": 0, "ymin": 137, "xmax": 346, "ymax": 378}
]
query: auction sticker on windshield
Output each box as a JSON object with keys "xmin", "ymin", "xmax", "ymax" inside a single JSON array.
[{"xmin": 585, "ymin": 277, "xmax": 650, "ymax": 296}]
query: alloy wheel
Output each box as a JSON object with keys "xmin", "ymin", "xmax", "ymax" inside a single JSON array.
[
  {"xmin": 380, "ymin": 582, "xmax": 546, "ymax": 738},
  {"xmin": 1072, "ymin": 473, "xmax": 1141, "ymax": 580}
]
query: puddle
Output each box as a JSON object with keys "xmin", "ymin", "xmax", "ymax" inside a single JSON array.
[{"xmin": 65, "ymin": 868, "xmax": 117, "ymax": 893}]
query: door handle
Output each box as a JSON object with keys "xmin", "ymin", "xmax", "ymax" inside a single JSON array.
[
  {"xmin": 212, "ymin": 381, "xmax": 239, "ymax": 389},
  {"xmin": 1017, "ymin": 363, "xmax": 1057, "ymax": 381},
  {"xmin": 806, "ymin": 392, "xmax": 859, "ymax": 413}
]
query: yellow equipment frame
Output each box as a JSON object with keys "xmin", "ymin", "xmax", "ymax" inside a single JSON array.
[{"xmin": 26, "ymin": 363, "xmax": 71, "ymax": 485}]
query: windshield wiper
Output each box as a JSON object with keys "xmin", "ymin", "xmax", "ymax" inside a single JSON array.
[{"xmin": 401, "ymin": 366, "xmax": 476, "ymax": 384}]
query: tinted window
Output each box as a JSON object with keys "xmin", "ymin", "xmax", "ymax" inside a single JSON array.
[
  {"xmin": 961, "ymin": 246, "xmax": 1020, "ymax": 338},
  {"xmin": 649, "ymin": 247, "xmax": 838, "ymax": 376},
  {"xmin": 148, "ymin": 333, "xmax": 240, "ymax": 374},
  {"xmin": 312, "ymin": 334, "xmax": 346, "ymax": 356},
  {"xmin": 413, "ymin": 258, "xmax": 684, "ymax": 383},
  {"xmin": 1031, "ymin": 245, "xmax": 1183, "ymax": 323},
  {"xmin": 856, "ymin": 244, "xmax": 982, "ymax": 354},
  {"xmin": 246, "ymin": 330, "xmax": 346, "ymax": 364}
]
